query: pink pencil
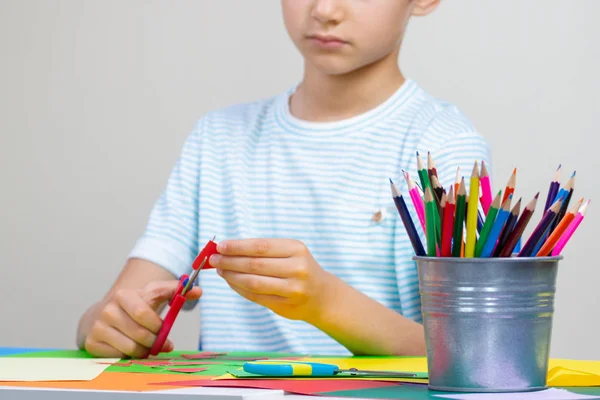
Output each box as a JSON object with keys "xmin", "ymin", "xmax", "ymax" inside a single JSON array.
[
  {"xmin": 551, "ymin": 200, "xmax": 590, "ymax": 256},
  {"xmin": 480, "ymin": 161, "xmax": 493, "ymax": 215},
  {"xmin": 403, "ymin": 170, "xmax": 426, "ymax": 233}
]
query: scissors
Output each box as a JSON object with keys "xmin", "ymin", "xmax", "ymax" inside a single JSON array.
[
  {"xmin": 243, "ymin": 360, "xmax": 424, "ymax": 378},
  {"xmin": 149, "ymin": 237, "xmax": 219, "ymax": 356}
]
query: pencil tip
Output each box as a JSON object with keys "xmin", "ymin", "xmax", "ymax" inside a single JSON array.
[
  {"xmin": 572, "ymin": 171, "xmax": 577, "ymax": 177},
  {"xmin": 535, "ymin": 192, "xmax": 540, "ymax": 199},
  {"xmin": 389, "ymin": 178, "xmax": 394, "ymax": 185},
  {"xmin": 513, "ymin": 168, "xmax": 517, "ymax": 174},
  {"xmin": 416, "ymin": 151, "xmax": 420, "ymax": 156},
  {"xmin": 557, "ymin": 164, "xmax": 562, "ymax": 170}
]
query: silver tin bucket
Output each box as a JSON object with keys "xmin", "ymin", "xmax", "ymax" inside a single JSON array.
[{"xmin": 414, "ymin": 256, "xmax": 561, "ymax": 392}]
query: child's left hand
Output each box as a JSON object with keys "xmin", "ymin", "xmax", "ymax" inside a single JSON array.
[{"xmin": 210, "ymin": 239, "xmax": 335, "ymax": 323}]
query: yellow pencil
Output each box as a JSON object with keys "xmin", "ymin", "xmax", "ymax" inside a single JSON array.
[{"xmin": 465, "ymin": 161, "xmax": 480, "ymax": 257}]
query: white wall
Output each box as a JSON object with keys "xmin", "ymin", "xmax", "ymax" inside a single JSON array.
[{"xmin": 1, "ymin": 0, "xmax": 597, "ymax": 359}]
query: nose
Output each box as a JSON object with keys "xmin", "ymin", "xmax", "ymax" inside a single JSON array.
[{"xmin": 311, "ymin": 0, "xmax": 345, "ymax": 25}]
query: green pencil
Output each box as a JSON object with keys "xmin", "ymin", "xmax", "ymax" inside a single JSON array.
[
  {"xmin": 475, "ymin": 191, "xmax": 502, "ymax": 257},
  {"xmin": 417, "ymin": 152, "xmax": 432, "ymax": 190},
  {"xmin": 452, "ymin": 178, "xmax": 467, "ymax": 257},
  {"xmin": 424, "ymin": 187, "xmax": 438, "ymax": 256},
  {"xmin": 417, "ymin": 152, "xmax": 440, "ymax": 246}
]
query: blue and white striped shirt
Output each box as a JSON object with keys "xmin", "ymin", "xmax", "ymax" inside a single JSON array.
[{"xmin": 129, "ymin": 79, "xmax": 491, "ymax": 354}]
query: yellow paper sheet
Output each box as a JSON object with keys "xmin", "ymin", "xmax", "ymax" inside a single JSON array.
[
  {"xmin": 0, "ymin": 357, "xmax": 120, "ymax": 381},
  {"xmin": 548, "ymin": 359, "xmax": 600, "ymax": 386}
]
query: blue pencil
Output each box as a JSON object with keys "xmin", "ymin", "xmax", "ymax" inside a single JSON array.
[
  {"xmin": 390, "ymin": 179, "xmax": 427, "ymax": 256},
  {"xmin": 480, "ymin": 195, "xmax": 513, "ymax": 257}
]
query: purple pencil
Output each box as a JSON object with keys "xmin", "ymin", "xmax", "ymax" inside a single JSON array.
[{"xmin": 518, "ymin": 199, "xmax": 563, "ymax": 257}]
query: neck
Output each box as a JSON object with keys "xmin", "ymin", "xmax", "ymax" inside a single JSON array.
[{"xmin": 290, "ymin": 49, "xmax": 405, "ymax": 122}]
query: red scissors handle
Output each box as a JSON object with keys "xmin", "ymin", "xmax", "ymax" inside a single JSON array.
[{"xmin": 150, "ymin": 294, "xmax": 186, "ymax": 356}]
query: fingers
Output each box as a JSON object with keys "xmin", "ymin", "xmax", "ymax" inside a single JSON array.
[
  {"xmin": 139, "ymin": 281, "xmax": 202, "ymax": 310},
  {"xmin": 114, "ymin": 290, "xmax": 164, "ymax": 333},
  {"xmin": 87, "ymin": 320, "xmax": 149, "ymax": 358},
  {"xmin": 226, "ymin": 280, "xmax": 288, "ymax": 308},
  {"xmin": 84, "ymin": 337, "xmax": 126, "ymax": 359},
  {"xmin": 217, "ymin": 238, "xmax": 306, "ymax": 258},
  {"xmin": 218, "ymin": 269, "xmax": 301, "ymax": 299},
  {"xmin": 100, "ymin": 301, "xmax": 157, "ymax": 349},
  {"xmin": 211, "ymin": 255, "xmax": 304, "ymax": 279}
]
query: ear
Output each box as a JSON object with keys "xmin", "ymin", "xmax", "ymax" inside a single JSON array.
[{"xmin": 411, "ymin": 0, "xmax": 440, "ymax": 17}]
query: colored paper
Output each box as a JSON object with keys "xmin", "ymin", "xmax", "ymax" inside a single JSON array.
[
  {"xmin": 435, "ymin": 388, "xmax": 600, "ymax": 399},
  {"xmin": 0, "ymin": 371, "xmax": 204, "ymax": 391},
  {"xmin": 150, "ymin": 377, "xmax": 400, "ymax": 395},
  {"xmin": 0, "ymin": 357, "xmax": 119, "ymax": 381}
]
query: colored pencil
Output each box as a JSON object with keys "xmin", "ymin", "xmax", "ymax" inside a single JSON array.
[
  {"xmin": 544, "ymin": 165, "xmax": 562, "ymax": 213},
  {"xmin": 550, "ymin": 171, "xmax": 576, "ymax": 233},
  {"xmin": 494, "ymin": 197, "xmax": 522, "ymax": 257},
  {"xmin": 418, "ymin": 151, "xmax": 441, "ymax": 245},
  {"xmin": 480, "ymin": 194, "xmax": 513, "ymax": 257},
  {"xmin": 552, "ymin": 200, "xmax": 590, "ymax": 256},
  {"xmin": 498, "ymin": 193, "xmax": 539, "ymax": 257},
  {"xmin": 428, "ymin": 151, "xmax": 438, "ymax": 181},
  {"xmin": 416, "ymin": 151, "xmax": 432, "ymax": 191},
  {"xmin": 390, "ymin": 179, "xmax": 426, "ymax": 256},
  {"xmin": 518, "ymin": 198, "xmax": 563, "ymax": 257},
  {"xmin": 532, "ymin": 171, "xmax": 576, "ymax": 256},
  {"xmin": 454, "ymin": 167, "xmax": 461, "ymax": 201},
  {"xmin": 403, "ymin": 170, "xmax": 426, "ymax": 233},
  {"xmin": 465, "ymin": 161, "xmax": 480, "ymax": 258},
  {"xmin": 536, "ymin": 198, "xmax": 584, "ymax": 256},
  {"xmin": 441, "ymin": 186, "xmax": 455, "ymax": 257},
  {"xmin": 480, "ymin": 161, "xmax": 493, "ymax": 215},
  {"xmin": 452, "ymin": 178, "xmax": 467, "ymax": 257},
  {"xmin": 475, "ymin": 191, "xmax": 502, "ymax": 257},
  {"xmin": 502, "ymin": 168, "xmax": 517, "ymax": 204},
  {"xmin": 424, "ymin": 187, "xmax": 438, "ymax": 257},
  {"xmin": 431, "ymin": 174, "xmax": 445, "ymax": 219}
]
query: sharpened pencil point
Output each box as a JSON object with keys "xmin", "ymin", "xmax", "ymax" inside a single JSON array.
[
  {"xmin": 534, "ymin": 192, "xmax": 540, "ymax": 199},
  {"xmin": 389, "ymin": 178, "xmax": 394, "ymax": 185}
]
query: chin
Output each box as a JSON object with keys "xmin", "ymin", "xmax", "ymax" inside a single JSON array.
[{"xmin": 307, "ymin": 55, "xmax": 365, "ymax": 76}]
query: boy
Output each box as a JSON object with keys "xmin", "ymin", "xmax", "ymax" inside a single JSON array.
[{"xmin": 77, "ymin": 0, "xmax": 490, "ymax": 358}]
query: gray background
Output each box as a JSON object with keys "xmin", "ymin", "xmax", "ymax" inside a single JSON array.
[{"xmin": 1, "ymin": 1, "xmax": 597, "ymax": 358}]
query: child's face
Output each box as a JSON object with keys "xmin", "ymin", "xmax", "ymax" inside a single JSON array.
[{"xmin": 282, "ymin": 0, "xmax": 427, "ymax": 75}]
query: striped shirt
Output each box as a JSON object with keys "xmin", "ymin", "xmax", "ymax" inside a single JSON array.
[{"xmin": 128, "ymin": 79, "xmax": 491, "ymax": 354}]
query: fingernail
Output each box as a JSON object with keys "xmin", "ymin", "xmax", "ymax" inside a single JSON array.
[
  {"xmin": 210, "ymin": 254, "xmax": 221, "ymax": 266},
  {"xmin": 217, "ymin": 241, "xmax": 227, "ymax": 252},
  {"xmin": 216, "ymin": 268, "xmax": 223, "ymax": 277}
]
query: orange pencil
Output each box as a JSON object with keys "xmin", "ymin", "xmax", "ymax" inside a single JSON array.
[
  {"xmin": 502, "ymin": 168, "xmax": 517, "ymax": 204},
  {"xmin": 536, "ymin": 198, "xmax": 584, "ymax": 256}
]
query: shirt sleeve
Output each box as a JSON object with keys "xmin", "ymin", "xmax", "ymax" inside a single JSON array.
[{"xmin": 127, "ymin": 119, "xmax": 204, "ymax": 278}]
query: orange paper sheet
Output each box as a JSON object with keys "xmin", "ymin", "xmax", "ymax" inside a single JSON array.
[{"xmin": 0, "ymin": 371, "xmax": 208, "ymax": 392}]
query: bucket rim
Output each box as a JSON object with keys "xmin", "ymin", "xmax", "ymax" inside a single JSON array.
[{"xmin": 412, "ymin": 255, "xmax": 563, "ymax": 263}]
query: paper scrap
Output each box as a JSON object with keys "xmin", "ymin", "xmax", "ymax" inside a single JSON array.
[
  {"xmin": 0, "ymin": 357, "xmax": 119, "ymax": 381},
  {"xmin": 167, "ymin": 368, "xmax": 208, "ymax": 373},
  {"xmin": 434, "ymin": 387, "xmax": 600, "ymax": 399}
]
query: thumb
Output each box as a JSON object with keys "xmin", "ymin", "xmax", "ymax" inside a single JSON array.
[{"xmin": 140, "ymin": 280, "xmax": 202, "ymax": 310}]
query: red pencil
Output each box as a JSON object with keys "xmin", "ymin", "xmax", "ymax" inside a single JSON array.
[
  {"xmin": 441, "ymin": 186, "xmax": 455, "ymax": 257},
  {"xmin": 480, "ymin": 161, "xmax": 493, "ymax": 215}
]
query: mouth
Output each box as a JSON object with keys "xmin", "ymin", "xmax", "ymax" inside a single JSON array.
[{"xmin": 305, "ymin": 34, "xmax": 349, "ymax": 49}]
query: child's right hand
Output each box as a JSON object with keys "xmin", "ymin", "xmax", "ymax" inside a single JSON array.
[{"xmin": 83, "ymin": 281, "xmax": 202, "ymax": 358}]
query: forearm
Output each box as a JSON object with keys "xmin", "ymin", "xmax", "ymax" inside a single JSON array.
[{"xmin": 308, "ymin": 272, "xmax": 426, "ymax": 356}]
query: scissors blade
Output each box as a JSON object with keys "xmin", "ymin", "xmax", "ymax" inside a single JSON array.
[{"xmin": 340, "ymin": 368, "xmax": 418, "ymax": 378}]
